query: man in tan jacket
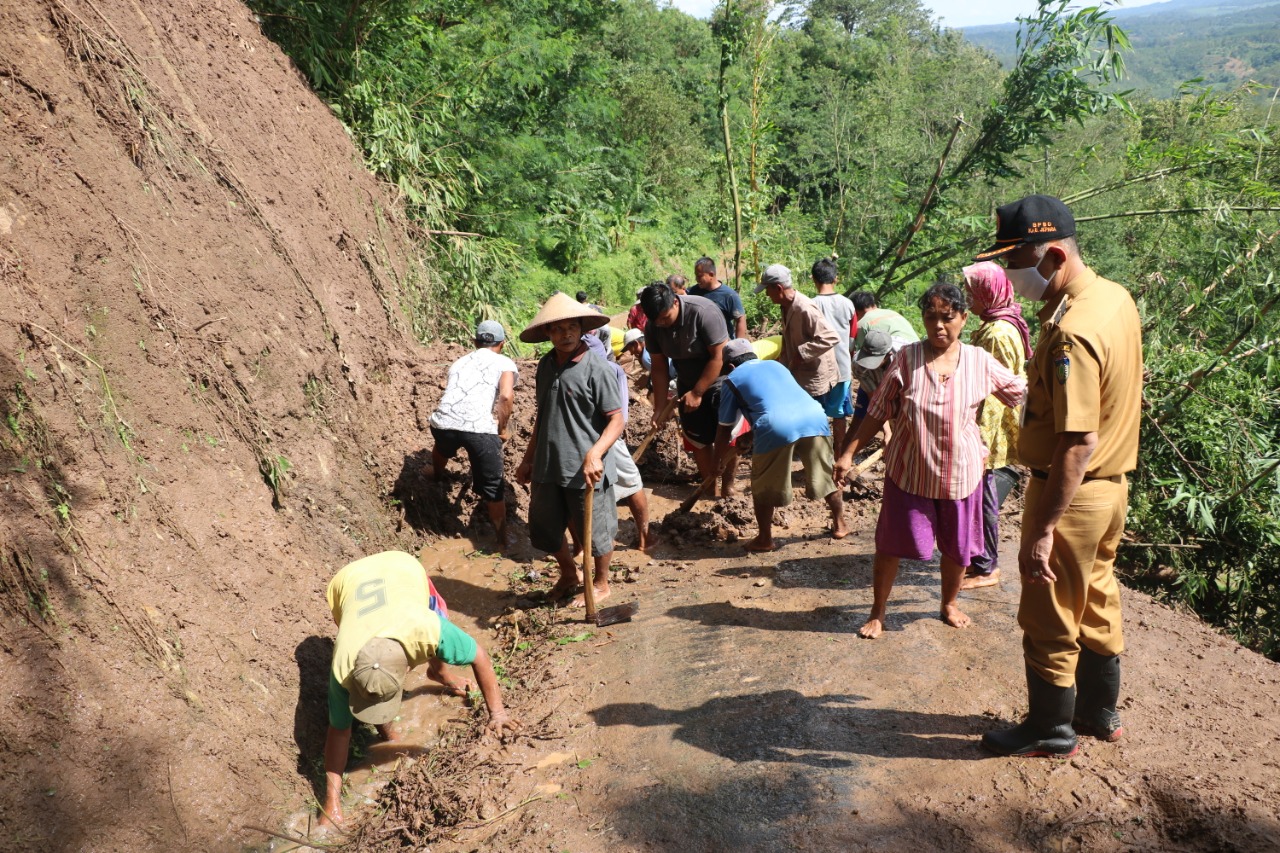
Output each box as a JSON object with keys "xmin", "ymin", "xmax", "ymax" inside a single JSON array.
[{"xmin": 756, "ymin": 263, "xmax": 841, "ymax": 410}]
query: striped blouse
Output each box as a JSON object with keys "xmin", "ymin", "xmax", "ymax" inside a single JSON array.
[{"xmin": 867, "ymin": 341, "xmax": 1026, "ymax": 500}]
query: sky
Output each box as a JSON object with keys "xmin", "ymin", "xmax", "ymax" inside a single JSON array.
[{"xmin": 666, "ymin": 0, "xmax": 1166, "ymax": 30}]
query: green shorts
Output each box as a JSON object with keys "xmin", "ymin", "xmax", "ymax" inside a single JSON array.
[{"xmin": 751, "ymin": 435, "xmax": 836, "ymax": 508}]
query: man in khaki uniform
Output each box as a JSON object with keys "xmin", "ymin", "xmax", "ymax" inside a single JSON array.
[{"xmin": 974, "ymin": 195, "xmax": 1142, "ymax": 758}]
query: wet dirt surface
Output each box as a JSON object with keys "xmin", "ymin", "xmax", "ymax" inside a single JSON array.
[
  {"xmin": 277, "ymin": 537, "xmax": 519, "ymax": 843},
  {"xmin": 333, "ymin": 453, "xmax": 1280, "ymax": 853}
]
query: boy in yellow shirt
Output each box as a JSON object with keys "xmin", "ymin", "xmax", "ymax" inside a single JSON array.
[{"xmin": 319, "ymin": 551, "xmax": 520, "ymax": 826}]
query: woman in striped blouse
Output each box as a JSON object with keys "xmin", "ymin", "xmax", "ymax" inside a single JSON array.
[{"xmin": 835, "ymin": 282, "xmax": 1026, "ymax": 639}]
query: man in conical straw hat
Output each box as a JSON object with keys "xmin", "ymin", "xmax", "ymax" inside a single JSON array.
[{"xmin": 516, "ymin": 292, "xmax": 625, "ymax": 606}]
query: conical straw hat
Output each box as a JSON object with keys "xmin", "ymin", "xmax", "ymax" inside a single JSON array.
[{"xmin": 520, "ymin": 291, "xmax": 611, "ymax": 343}]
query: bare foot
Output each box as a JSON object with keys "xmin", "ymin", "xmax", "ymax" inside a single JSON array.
[
  {"xmin": 858, "ymin": 618, "xmax": 885, "ymax": 639},
  {"xmin": 499, "ymin": 530, "xmax": 520, "ymax": 555},
  {"xmin": 637, "ymin": 531, "xmax": 658, "ymax": 554},
  {"xmin": 317, "ymin": 802, "xmax": 344, "ymax": 828},
  {"xmin": 546, "ymin": 577, "xmax": 579, "ymax": 603},
  {"xmin": 721, "ymin": 482, "xmax": 738, "ymax": 499},
  {"xmin": 745, "ymin": 536, "xmax": 777, "ymax": 553},
  {"xmin": 571, "ymin": 584, "xmax": 611, "ymax": 608},
  {"xmin": 376, "ymin": 722, "xmax": 401, "ymax": 742},
  {"xmin": 960, "ymin": 569, "xmax": 1000, "ymax": 590},
  {"xmin": 831, "ymin": 520, "xmax": 850, "ymax": 540},
  {"xmin": 941, "ymin": 603, "xmax": 972, "ymax": 628}
]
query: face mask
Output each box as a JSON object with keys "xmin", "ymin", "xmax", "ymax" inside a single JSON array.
[{"xmin": 1006, "ymin": 253, "xmax": 1056, "ymax": 301}]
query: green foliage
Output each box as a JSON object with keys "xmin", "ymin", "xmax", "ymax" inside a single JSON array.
[
  {"xmin": 1099, "ymin": 86, "xmax": 1280, "ymax": 655},
  {"xmin": 515, "ymin": 224, "xmax": 716, "ymax": 318},
  {"xmin": 965, "ymin": 0, "xmax": 1280, "ymax": 98},
  {"xmin": 4, "ymin": 381, "xmax": 29, "ymax": 442},
  {"xmin": 554, "ymin": 631, "xmax": 594, "ymax": 645},
  {"xmin": 261, "ymin": 453, "xmax": 292, "ymax": 510},
  {"xmin": 249, "ymin": 0, "xmax": 1280, "ymax": 656},
  {"xmin": 869, "ymin": 0, "xmax": 1135, "ymax": 293}
]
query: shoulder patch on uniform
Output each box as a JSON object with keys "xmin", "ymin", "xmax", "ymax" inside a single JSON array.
[{"xmin": 1054, "ymin": 344, "xmax": 1071, "ymax": 384}]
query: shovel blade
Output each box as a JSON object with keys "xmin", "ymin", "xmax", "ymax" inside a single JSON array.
[{"xmin": 594, "ymin": 602, "xmax": 637, "ymax": 627}]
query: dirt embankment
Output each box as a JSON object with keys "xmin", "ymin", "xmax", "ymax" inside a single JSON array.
[{"xmin": 0, "ymin": 0, "xmax": 451, "ymax": 848}]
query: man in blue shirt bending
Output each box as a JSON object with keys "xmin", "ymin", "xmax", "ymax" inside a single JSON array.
[{"xmin": 713, "ymin": 339, "xmax": 848, "ymax": 551}]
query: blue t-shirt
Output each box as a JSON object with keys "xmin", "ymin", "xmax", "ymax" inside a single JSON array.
[
  {"xmin": 718, "ymin": 360, "xmax": 829, "ymax": 455},
  {"xmin": 689, "ymin": 283, "xmax": 746, "ymax": 339}
]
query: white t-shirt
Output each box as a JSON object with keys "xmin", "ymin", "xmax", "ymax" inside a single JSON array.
[{"xmin": 429, "ymin": 348, "xmax": 518, "ymax": 434}]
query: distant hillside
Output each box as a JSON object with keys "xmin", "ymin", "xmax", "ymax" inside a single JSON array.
[{"xmin": 963, "ymin": 0, "xmax": 1280, "ymax": 97}]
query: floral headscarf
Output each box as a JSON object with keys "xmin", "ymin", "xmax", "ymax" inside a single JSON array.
[{"xmin": 962, "ymin": 262, "xmax": 1032, "ymax": 359}]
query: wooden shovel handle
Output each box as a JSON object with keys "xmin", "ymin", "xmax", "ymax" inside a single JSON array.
[
  {"xmin": 848, "ymin": 447, "xmax": 884, "ymax": 481},
  {"xmin": 634, "ymin": 396, "xmax": 679, "ymax": 463},
  {"xmin": 581, "ymin": 485, "xmax": 597, "ymax": 621},
  {"xmin": 676, "ymin": 473, "xmax": 719, "ymax": 515}
]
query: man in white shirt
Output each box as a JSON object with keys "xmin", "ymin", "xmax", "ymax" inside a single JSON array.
[
  {"xmin": 810, "ymin": 257, "xmax": 857, "ymax": 451},
  {"xmin": 429, "ymin": 320, "xmax": 518, "ymax": 546}
]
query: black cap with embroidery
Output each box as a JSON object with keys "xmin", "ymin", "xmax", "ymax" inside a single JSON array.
[{"xmin": 974, "ymin": 195, "xmax": 1076, "ymax": 261}]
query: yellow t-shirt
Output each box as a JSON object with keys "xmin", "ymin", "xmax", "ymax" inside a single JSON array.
[
  {"xmin": 970, "ymin": 318, "xmax": 1026, "ymax": 469},
  {"xmin": 326, "ymin": 551, "xmax": 476, "ymax": 728}
]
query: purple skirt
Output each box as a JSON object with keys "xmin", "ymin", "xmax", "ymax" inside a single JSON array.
[{"xmin": 875, "ymin": 476, "xmax": 984, "ymax": 567}]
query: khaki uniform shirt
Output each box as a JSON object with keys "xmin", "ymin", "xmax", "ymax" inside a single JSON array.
[
  {"xmin": 1018, "ymin": 267, "xmax": 1142, "ymax": 477},
  {"xmin": 780, "ymin": 290, "xmax": 840, "ymax": 396}
]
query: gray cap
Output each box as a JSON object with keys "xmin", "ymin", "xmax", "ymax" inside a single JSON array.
[
  {"xmin": 722, "ymin": 338, "xmax": 757, "ymax": 364},
  {"xmin": 754, "ymin": 263, "xmax": 793, "ymax": 294},
  {"xmin": 475, "ymin": 320, "xmax": 506, "ymax": 346},
  {"xmin": 854, "ymin": 329, "xmax": 893, "ymax": 370}
]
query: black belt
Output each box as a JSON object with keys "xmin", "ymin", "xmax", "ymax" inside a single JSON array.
[{"xmin": 1030, "ymin": 468, "xmax": 1123, "ymax": 484}]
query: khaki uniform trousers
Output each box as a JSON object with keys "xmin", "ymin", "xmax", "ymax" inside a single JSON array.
[{"xmin": 1018, "ymin": 475, "xmax": 1127, "ymax": 687}]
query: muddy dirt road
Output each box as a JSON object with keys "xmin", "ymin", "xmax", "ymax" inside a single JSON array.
[{"xmin": 317, "ymin": 476, "xmax": 1280, "ymax": 853}]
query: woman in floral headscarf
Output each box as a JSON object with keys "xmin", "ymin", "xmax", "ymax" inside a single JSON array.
[{"xmin": 960, "ymin": 262, "xmax": 1032, "ymax": 589}]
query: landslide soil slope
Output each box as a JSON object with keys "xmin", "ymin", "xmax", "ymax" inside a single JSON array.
[{"xmin": 0, "ymin": 0, "xmax": 448, "ymax": 848}]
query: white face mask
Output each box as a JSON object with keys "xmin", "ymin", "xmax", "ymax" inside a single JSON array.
[{"xmin": 1006, "ymin": 253, "xmax": 1056, "ymax": 301}]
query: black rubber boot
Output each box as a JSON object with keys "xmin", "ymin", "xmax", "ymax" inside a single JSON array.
[
  {"xmin": 1073, "ymin": 647, "xmax": 1123, "ymax": 742},
  {"xmin": 982, "ymin": 666, "xmax": 1079, "ymax": 757}
]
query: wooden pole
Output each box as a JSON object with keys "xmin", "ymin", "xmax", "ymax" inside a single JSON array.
[
  {"xmin": 634, "ymin": 397, "xmax": 679, "ymax": 462},
  {"xmin": 581, "ymin": 486, "xmax": 597, "ymax": 622}
]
